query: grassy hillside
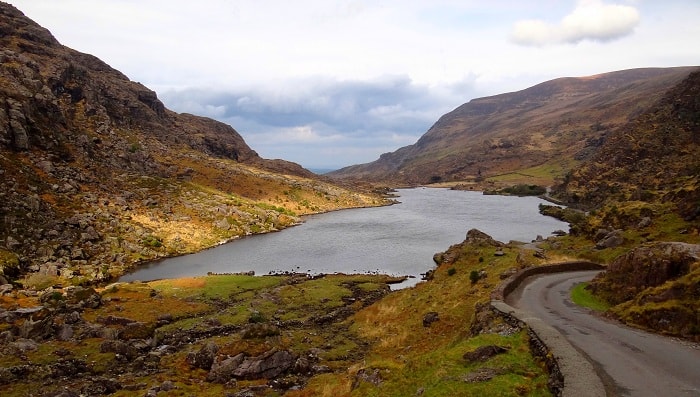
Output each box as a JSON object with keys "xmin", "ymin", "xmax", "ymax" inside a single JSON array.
[{"xmin": 0, "ymin": 231, "xmax": 555, "ymax": 397}]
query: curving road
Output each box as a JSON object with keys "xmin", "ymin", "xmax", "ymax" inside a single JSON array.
[{"xmin": 507, "ymin": 270, "xmax": 700, "ymax": 397}]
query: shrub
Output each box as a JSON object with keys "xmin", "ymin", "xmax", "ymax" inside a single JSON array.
[
  {"xmin": 248, "ymin": 310, "xmax": 266, "ymax": 324},
  {"xmin": 469, "ymin": 270, "xmax": 480, "ymax": 285}
]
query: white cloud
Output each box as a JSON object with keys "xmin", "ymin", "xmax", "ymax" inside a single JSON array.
[{"xmin": 511, "ymin": 0, "xmax": 640, "ymax": 46}]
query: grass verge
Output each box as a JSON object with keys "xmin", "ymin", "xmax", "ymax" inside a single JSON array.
[{"xmin": 570, "ymin": 282, "xmax": 611, "ymax": 312}]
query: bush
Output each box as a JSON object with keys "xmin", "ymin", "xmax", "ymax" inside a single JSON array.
[
  {"xmin": 447, "ymin": 268, "xmax": 457, "ymax": 276},
  {"xmin": 469, "ymin": 270, "xmax": 480, "ymax": 285},
  {"xmin": 248, "ymin": 310, "xmax": 266, "ymax": 324},
  {"xmin": 141, "ymin": 235, "xmax": 163, "ymax": 248}
]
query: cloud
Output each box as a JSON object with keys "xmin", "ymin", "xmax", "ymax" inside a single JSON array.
[
  {"xmin": 159, "ymin": 76, "xmax": 477, "ymax": 168},
  {"xmin": 511, "ymin": 0, "xmax": 640, "ymax": 46}
]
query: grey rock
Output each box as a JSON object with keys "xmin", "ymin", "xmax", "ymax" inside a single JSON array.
[
  {"xmin": 422, "ymin": 311, "xmax": 439, "ymax": 327},
  {"xmin": 595, "ymin": 229, "xmax": 625, "ymax": 249},
  {"xmin": 11, "ymin": 338, "xmax": 38, "ymax": 352},
  {"xmin": 232, "ymin": 348, "xmax": 296, "ymax": 380},
  {"xmin": 56, "ymin": 324, "xmax": 74, "ymax": 341},
  {"xmin": 160, "ymin": 380, "xmax": 176, "ymax": 391},
  {"xmin": 64, "ymin": 286, "xmax": 102, "ymax": 309},
  {"xmin": 18, "ymin": 308, "xmax": 53, "ymax": 340},
  {"xmin": 353, "ymin": 368, "xmax": 382, "ymax": 389},
  {"xmin": 207, "ymin": 353, "xmax": 246, "ymax": 383},
  {"xmin": 186, "ymin": 342, "xmax": 219, "ymax": 370},
  {"xmin": 463, "ymin": 345, "xmax": 509, "ymax": 362},
  {"xmin": 638, "ymin": 216, "xmax": 652, "ymax": 228},
  {"xmin": 0, "ymin": 284, "xmax": 13, "ymax": 295},
  {"xmin": 64, "ymin": 311, "xmax": 82, "ymax": 324}
]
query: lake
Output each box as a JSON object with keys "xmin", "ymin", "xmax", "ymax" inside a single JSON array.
[{"xmin": 119, "ymin": 188, "xmax": 568, "ymax": 287}]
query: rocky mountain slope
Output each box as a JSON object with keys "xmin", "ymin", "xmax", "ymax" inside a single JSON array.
[
  {"xmin": 329, "ymin": 67, "xmax": 698, "ymax": 186},
  {"xmin": 0, "ymin": 3, "xmax": 385, "ymax": 286},
  {"xmin": 551, "ymin": 69, "xmax": 700, "ymax": 216}
]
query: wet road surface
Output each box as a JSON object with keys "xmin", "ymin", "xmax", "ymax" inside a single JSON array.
[{"xmin": 507, "ymin": 270, "xmax": 700, "ymax": 397}]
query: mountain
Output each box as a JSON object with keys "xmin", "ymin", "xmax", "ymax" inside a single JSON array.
[
  {"xmin": 329, "ymin": 67, "xmax": 698, "ymax": 186},
  {"xmin": 0, "ymin": 3, "xmax": 385, "ymax": 285},
  {"xmin": 551, "ymin": 69, "xmax": 700, "ymax": 216}
]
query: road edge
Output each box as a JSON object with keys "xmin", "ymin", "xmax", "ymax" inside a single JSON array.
[{"xmin": 490, "ymin": 261, "xmax": 606, "ymax": 397}]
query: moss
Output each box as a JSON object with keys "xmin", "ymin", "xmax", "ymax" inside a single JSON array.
[
  {"xmin": 0, "ymin": 249, "xmax": 20, "ymax": 278},
  {"xmin": 20, "ymin": 273, "xmax": 60, "ymax": 290}
]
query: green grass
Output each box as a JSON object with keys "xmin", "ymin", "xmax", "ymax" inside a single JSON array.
[
  {"xmin": 150, "ymin": 274, "xmax": 285, "ymax": 300},
  {"xmin": 487, "ymin": 160, "xmax": 579, "ymax": 185},
  {"xmin": 570, "ymin": 282, "xmax": 611, "ymax": 312},
  {"xmin": 349, "ymin": 331, "xmax": 550, "ymax": 397}
]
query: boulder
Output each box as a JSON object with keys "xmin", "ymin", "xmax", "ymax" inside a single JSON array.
[
  {"xmin": 462, "ymin": 367, "xmax": 505, "ymax": 383},
  {"xmin": 49, "ymin": 358, "xmax": 88, "ymax": 378},
  {"xmin": 18, "ymin": 307, "xmax": 54, "ymax": 340},
  {"xmin": 232, "ymin": 348, "xmax": 296, "ymax": 380},
  {"xmin": 638, "ymin": 216, "xmax": 652, "ymax": 228},
  {"xmin": 119, "ymin": 321, "xmax": 154, "ymax": 340},
  {"xmin": 595, "ymin": 229, "xmax": 624, "ymax": 249},
  {"xmin": 186, "ymin": 342, "xmax": 219, "ymax": 370},
  {"xmin": 352, "ymin": 368, "xmax": 382, "ymax": 389},
  {"xmin": 80, "ymin": 377, "xmax": 121, "ymax": 395},
  {"xmin": 207, "ymin": 353, "xmax": 245, "ymax": 383},
  {"xmin": 463, "ymin": 345, "xmax": 509, "ymax": 363},
  {"xmin": 64, "ymin": 286, "xmax": 102, "ymax": 308},
  {"xmin": 56, "ymin": 324, "xmax": 74, "ymax": 341},
  {"xmin": 422, "ymin": 311, "xmax": 439, "ymax": 327},
  {"xmin": 100, "ymin": 340, "xmax": 139, "ymax": 359},
  {"xmin": 589, "ymin": 242, "xmax": 700, "ymax": 305},
  {"xmin": 11, "ymin": 338, "xmax": 38, "ymax": 352}
]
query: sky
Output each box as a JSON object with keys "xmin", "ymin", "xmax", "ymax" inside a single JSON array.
[{"xmin": 9, "ymin": 1, "xmax": 700, "ymax": 170}]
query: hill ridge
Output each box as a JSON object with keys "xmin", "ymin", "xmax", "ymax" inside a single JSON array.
[{"xmin": 329, "ymin": 66, "xmax": 698, "ymax": 185}]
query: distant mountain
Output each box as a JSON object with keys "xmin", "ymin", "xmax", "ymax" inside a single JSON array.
[
  {"xmin": 329, "ymin": 67, "xmax": 698, "ymax": 185},
  {"xmin": 0, "ymin": 3, "xmax": 384, "ymax": 284}
]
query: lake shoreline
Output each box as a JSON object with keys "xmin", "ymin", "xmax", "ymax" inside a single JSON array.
[{"xmin": 119, "ymin": 188, "xmax": 568, "ymax": 285}]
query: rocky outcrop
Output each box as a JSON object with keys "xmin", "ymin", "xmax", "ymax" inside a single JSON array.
[
  {"xmin": 462, "ymin": 345, "xmax": 509, "ymax": 363},
  {"xmin": 587, "ymin": 242, "xmax": 700, "ymax": 340},
  {"xmin": 233, "ymin": 348, "xmax": 297, "ymax": 380},
  {"xmin": 433, "ymin": 228, "xmax": 504, "ymax": 267},
  {"xmin": 589, "ymin": 242, "xmax": 700, "ymax": 304},
  {"xmin": 186, "ymin": 342, "xmax": 219, "ymax": 370},
  {"xmin": 594, "ymin": 229, "xmax": 624, "ymax": 249}
]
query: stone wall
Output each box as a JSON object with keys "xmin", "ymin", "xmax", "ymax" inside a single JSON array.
[{"xmin": 490, "ymin": 262, "xmax": 606, "ymax": 397}]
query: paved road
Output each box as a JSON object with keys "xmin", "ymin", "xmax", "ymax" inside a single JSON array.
[{"xmin": 507, "ymin": 270, "xmax": 700, "ymax": 397}]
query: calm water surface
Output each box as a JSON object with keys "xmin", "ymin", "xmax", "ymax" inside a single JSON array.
[{"xmin": 120, "ymin": 188, "xmax": 567, "ymax": 286}]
